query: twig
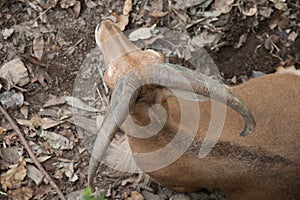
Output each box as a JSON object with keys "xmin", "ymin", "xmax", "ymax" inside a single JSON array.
[
  {"xmin": 0, "ymin": 104, "xmax": 66, "ymax": 200},
  {"xmin": 62, "ymin": 38, "xmax": 85, "ymax": 56}
]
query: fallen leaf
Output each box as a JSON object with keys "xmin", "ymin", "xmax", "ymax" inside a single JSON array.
[
  {"xmin": 41, "ymin": 118, "xmax": 63, "ymax": 130},
  {"xmin": 43, "ymin": 95, "xmax": 66, "ymax": 107},
  {"xmin": 129, "ymin": 27, "xmax": 154, "ymax": 41},
  {"xmin": 20, "ymin": 106, "xmax": 29, "ymax": 119},
  {"xmin": 234, "ymin": 33, "xmax": 248, "ymax": 48},
  {"xmin": 149, "ymin": 10, "xmax": 168, "ymax": 18},
  {"xmin": 39, "ymin": 130, "xmax": 74, "ymax": 150},
  {"xmin": 37, "ymin": 0, "xmax": 58, "ymax": 9},
  {"xmin": 63, "ymin": 160, "xmax": 78, "ymax": 182},
  {"xmin": 33, "ymin": 184, "xmax": 53, "ymax": 199},
  {"xmin": 238, "ymin": 3, "xmax": 257, "ymax": 16},
  {"xmin": 72, "ymin": 0, "xmax": 81, "ymax": 17},
  {"xmin": 176, "ymin": 0, "xmax": 213, "ymax": 9},
  {"xmin": 65, "ymin": 96, "xmax": 101, "ymax": 112},
  {"xmin": 0, "ymin": 126, "xmax": 5, "ymax": 134},
  {"xmin": 270, "ymin": 0, "xmax": 287, "ymax": 10},
  {"xmin": 85, "ymin": 0, "xmax": 98, "ymax": 8},
  {"xmin": 0, "ymin": 147, "xmax": 22, "ymax": 164},
  {"xmin": 214, "ymin": 0, "xmax": 234, "ymax": 14},
  {"xmin": 4, "ymin": 132, "xmax": 19, "ymax": 145},
  {"xmin": 0, "ymin": 58, "xmax": 30, "ymax": 89},
  {"xmin": 0, "ymin": 157, "xmax": 27, "ymax": 191},
  {"xmin": 60, "ymin": 0, "xmax": 77, "ymax": 9},
  {"xmin": 123, "ymin": 0, "xmax": 132, "ymax": 16},
  {"xmin": 191, "ymin": 31, "xmax": 222, "ymax": 48},
  {"xmin": 7, "ymin": 186, "xmax": 33, "ymax": 200},
  {"xmin": 2, "ymin": 28, "xmax": 14, "ymax": 40},
  {"xmin": 27, "ymin": 164, "xmax": 44, "ymax": 185},
  {"xmin": 33, "ymin": 35, "xmax": 45, "ymax": 60},
  {"xmin": 150, "ymin": 0, "xmax": 163, "ymax": 11},
  {"xmin": 288, "ymin": 31, "xmax": 298, "ymax": 41},
  {"xmin": 259, "ymin": 6, "xmax": 273, "ymax": 18},
  {"xmin": 33, "ymin": 65, "xmax": 52, "ymax": 89},
  {"xmin": 268, "ymin": 10, "xmax": 281, "ymax": 30},
  {"xmin": 16, "ymin": 115, "xmax": 44, "ymax": 130},
  {"xmin": 172, "ymin": 8, "xmax": 191, "ymax": 23}
]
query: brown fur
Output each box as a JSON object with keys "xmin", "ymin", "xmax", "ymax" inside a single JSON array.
[{"xmin": 127, "ymin": 72, "xmax": 300, "ymax": 200}]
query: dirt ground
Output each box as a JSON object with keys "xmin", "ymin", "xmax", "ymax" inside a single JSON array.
[{"xmin": 0, "ymin": 0, "xmax": 299, "ymax": 200}]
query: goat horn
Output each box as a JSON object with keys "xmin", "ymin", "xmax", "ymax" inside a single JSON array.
[
  {"xmin": 132, "ymin": 63, "xmax": 256, "ymax": 136},
  {"xmin": 88, "ymin": 74, "xmax": 141, "ymax": 191}
]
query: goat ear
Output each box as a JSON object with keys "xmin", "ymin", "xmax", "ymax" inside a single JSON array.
[{"xmin": 88, "ymin": 74, "xmax": 141, "ymax": 191}]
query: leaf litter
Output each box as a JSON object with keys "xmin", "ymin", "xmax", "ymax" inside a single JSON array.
[{"xmin": 0, "ymin": 0, "xmax": 299, "ymax": 199}]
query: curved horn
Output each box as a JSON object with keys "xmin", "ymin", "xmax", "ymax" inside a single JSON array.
[
  {"xmin": 132, "ymin": 63, "xmax": 256, "ymax": 136},
  {"xmin": 88, "ymin": 74, "xmax": 141, "ymax": 191}
]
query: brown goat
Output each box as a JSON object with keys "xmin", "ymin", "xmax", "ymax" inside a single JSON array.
[{"xmin": 88, "ymin": 18, "xmax": 300, "ymax": 200}]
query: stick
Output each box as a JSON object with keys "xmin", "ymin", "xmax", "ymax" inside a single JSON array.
[{"xmin": 0, "ymin": 104, "xmax": 66, "ymax": 200}]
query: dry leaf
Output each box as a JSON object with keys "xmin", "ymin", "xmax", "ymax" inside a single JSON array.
[
  {"xmin": 0, "ymin": 147, "xmax": 22, "ymax": 164},
  {"xmin": 33, "ymin": 65, "xmax": 52, "ymax": 89},
  {"xmin": 0, "ymin": 157, "xmax": 27, "ymax": 191},
  {"xmin": 176, "ymin": 0, "xmax": 213, "ymax": 9},
  {"xmin": 191, "ymin": 31, "xmax": 222, "ymax": 48},
  {"xmin": 259, "ymin": 6, "xmax": 273, "ymax": 18},
  {"xmin": 150, "ymin": 0, "xmax": 163, "ymax": 11},
  {"xmin": 0, "ymin": 58, "xmax": 30, "ymax": 88},
  {"xmin": 123, "ymin": 0, "xmax": 132, "ymax": 16},
  {"xmin": 7, "ymin": 186, "xmax": 33, "ymax": 200},
  {"xmin": 129, "ymin": 27, "xmax": 153, "ymax": 41},
  {"xmin": 85, "ymin": 0, "xmax": 98, "ymax": 8},
  {"xmin": 0, "ymin": 126, "xmax": 6, "ymax": 135},
  {"xmin": 43, "ymin": 95, "xmax": 66, "ymax": 107},
  {"xmin": 16, "ymin": 115, "xmax": 43, "ymax": 130},
  {"xmin": 172, "ymin": 8, "xmax": 191, "ymax": 23},
  {"xmin": 63, "ymin": 160, "xmax": 78, "ymax": 182},
  {"xmin": 234, "ymin": 33, "xmax": 248, "ymax": 48},
  {"xmin": 20, "ymin": 106, "xmax": 29, "ymax": 119},
  {"xmin": 41, "ymin": 118, "xmax": 63, "ymax": 130},
  {"xmin": 149, "ymin": 10, "xmax": 168, "ymax": 18},
  {"xmin": 65, "ymin": 96, "xmax": 101, "ymax": 112},
  {"xmin": 27, "ymin": 164, "xmax": 44, "ymax": 185},
  {"xmin": 2, "ymin": 28, "xmax": 14, "ymax": 40},
  {"xmin": 37, "ymin": 0, "xmax": 59, "ymax": 9},
  {"xmin": 270, "ymin": 0, "xmax": 287, "ymax": 10},
  {"xmin": 33, "ymin": 35, "xmax": 44, "ymax": 60},
  {"xmin": 268, "ymin": 10, "xmax": 281, "ymax": 30},
  {"xmin": 60, "ymin": 0, "xmax": 77, "ymax": 9},
  {"xmin": 4, "ymin": 132, "xmax": 19, "ymax": 145},
  {"xmin": 288, "ymin": 31, "xmax": 298, "ymax": 41},
  {"xmin": 238, "ymin": 3, "xmax": 257, "ymax": 16},
  {"xmin": 39, "ymin": 130, "xmax": 74, "ymax": 150},
  {"xmin": 214, "ymin": 0, "xmax": 234, "ymax": 14},
  {"xmin": 33, "ymin": 184, "xmax": 53, "ymax": 199},
  {"xmin": 72, "ymin": 0, "xmax": 81, "ymax": 18}
]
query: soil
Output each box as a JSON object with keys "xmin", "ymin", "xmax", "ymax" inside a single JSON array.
[{"xmin": 0, "ymin": 0, "xmax": 299, "ymax": 200}]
